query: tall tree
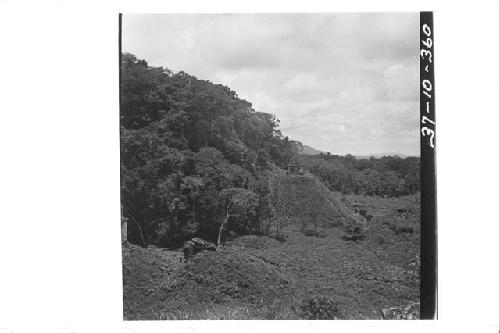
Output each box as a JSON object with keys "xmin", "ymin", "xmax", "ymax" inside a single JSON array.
[{"xmin": 217, "ymin": 188, "xmax": 259, "ymax": 246}]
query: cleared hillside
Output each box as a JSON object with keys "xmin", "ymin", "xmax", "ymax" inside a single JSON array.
[{"xmin": 271, "ymin": 173, "xmax": 366, "ymax": 231}]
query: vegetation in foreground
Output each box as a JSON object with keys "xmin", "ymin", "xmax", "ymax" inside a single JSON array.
[{"xmin": 123, "ymin": 193, "xmax": 420, "ymax": 320}]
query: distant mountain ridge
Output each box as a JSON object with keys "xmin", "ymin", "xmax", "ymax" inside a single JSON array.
[
  {"xmin": 299, "ymin": 144, "xmax": 418, "ymax": 159},
  {"xmin": 354, "ymin": 153, "xmax": 419, "ymax": 159}
]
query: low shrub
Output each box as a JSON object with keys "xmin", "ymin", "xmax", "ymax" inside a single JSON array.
[
  {"xmin": 152, "ymin": 308, "xmax": 197, "ymax": 320},
  {"xmin": 376, "ymin": 235, "xmax": 385, "ymax": 244},
  {"xmin": 299, "ymin": 296, "xmax": 344, "ymax": 320},
  {"xmin": 388, "ymin": 224, "xmax": 414, "ymax": 235},
  {"xmin": 396, "ymin": 226, "xmax": 414, "ymax": 234},
  {"xmin": 342, "ymin": 225, "xmax": 367, "ymax": 241},
  {"xmin": 272, "ymin": 233, "xmax": 288, "ymax": 242}
]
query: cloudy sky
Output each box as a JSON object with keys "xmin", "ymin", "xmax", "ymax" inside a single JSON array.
[{"xmin": 123, "ymin": 13, "xmax": 419, "ymax": 156}]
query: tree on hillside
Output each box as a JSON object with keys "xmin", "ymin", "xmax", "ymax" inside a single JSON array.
[{"xmin": 217, "ymin": 188, "xmax": 259, "ymax": 246}]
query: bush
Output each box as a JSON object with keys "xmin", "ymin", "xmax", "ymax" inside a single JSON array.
[
  {"xmin": 387, "ymin": 223, "xmax": 414, "ymax": 235},
  {"xmin": 342, "ymin": 225, "xmax": 367, "ymax": 242},
  {"xmin": 152, "ymin": 309, "xmax": 197, "ymax": 320},
  {"xmin": 261, "ymin": 300, "xmax": 283, "ymax": 319},
  {"xmin": 376, "ymin": 235, "xmax": 385, "ymax": 244},
  {"xmin": 271, "ymin": 233, "xmax": 288, "ymax": 242},
  {"xmin": 299, "ymin": 296, "xmax": 344, "ymax": 320}
]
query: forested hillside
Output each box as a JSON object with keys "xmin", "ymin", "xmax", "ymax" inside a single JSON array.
[
  {"xmin": 120, "ymin": 53, "xmax": 302, "ymax": 248},
  {"xmin": 120, "ymin": 53, "xmax": 420, "ymax": 250}
]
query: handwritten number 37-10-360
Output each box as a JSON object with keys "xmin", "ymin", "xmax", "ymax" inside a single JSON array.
[{"xmin": 421, "ymin": 23, "xmax": 435, "ymax": 149}]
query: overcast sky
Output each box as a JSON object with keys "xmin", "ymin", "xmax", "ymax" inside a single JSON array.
[{"xmin": 123, "ymin": 13, "xmax": 419, "ymax": 156}]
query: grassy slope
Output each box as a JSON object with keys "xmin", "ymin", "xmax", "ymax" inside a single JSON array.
[
  {"xmin": 122, "ymin": 175, "xmax": 420, "ymax": 320},
  {"xmin": 272, "ymin": 173, "xmax": 365, "ymax": 230}
]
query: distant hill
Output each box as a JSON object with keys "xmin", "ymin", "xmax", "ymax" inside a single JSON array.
[
  {"xmin": 300, "ymin": 145, "xmax": 323, "ymax": 155},
  {"xmin": 299, "ymin": 147, "xmax": 418, "ymax": 159},
  {"xmin": 354, "ymin": 153, "xmax": 418, "ymax": 159}
]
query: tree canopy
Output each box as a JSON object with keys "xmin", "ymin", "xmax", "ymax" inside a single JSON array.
[
  {"xmin": 301, "ymin": 154, "xmax": 420, "ymax": 197},
  {"xmin": 121, "ymin": 53, "xmax": 298, "ymax": 247}
]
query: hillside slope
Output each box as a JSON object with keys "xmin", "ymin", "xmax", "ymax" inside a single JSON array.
[
  {"xmin": 123, "ymin": 174, "xmax": 419, "ymax": 320},
  {"xmin": 271, "ymin": 173, "xmax": 365, "ymax": 231},
  {"xmin": 123, "ymin": 209, "xmax": 419, "ymax": 319}
]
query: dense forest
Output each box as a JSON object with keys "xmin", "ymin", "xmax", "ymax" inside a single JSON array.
[
  {"xmin": 120, "ymin": 53, "xmax": 301, "ymax": 248},
  {"xmin": 120, "ymin": 53, "xmax": 420, "ymax": 249},
  {"xmin": 301, "ymin": 153, "xmax": 420, "ymax": 197}
]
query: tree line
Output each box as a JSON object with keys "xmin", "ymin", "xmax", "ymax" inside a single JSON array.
[{"xmin": 301, "ymin": 153, "xmax": 420, "ymax": 197}]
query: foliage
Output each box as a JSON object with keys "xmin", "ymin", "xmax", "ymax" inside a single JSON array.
[
  {"xmin": 301, "ymin": 153, "xmax": 420, "ymax": 197},
  {"xmin": 123, "ymin": 195, "xmax": 421, "ymax": 320},
  {"xmin": 121, "ymin": 52, "xmax": 420, "ymax": 249},
  {"xmin": 120, "ymin": 53, "xmax": 298, "ymax": 248},
  {"xmin": 217, "ymin": 187, "xmax": 259, "ymax": 245},
  {"xmin": 299, "ymin": 296, "xmax": 344, "ymax": 320}
]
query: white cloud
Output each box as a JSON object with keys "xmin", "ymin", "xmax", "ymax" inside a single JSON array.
[{"xmin": 122, "ymin": 13, "xmax": 419, "ymax": 155}]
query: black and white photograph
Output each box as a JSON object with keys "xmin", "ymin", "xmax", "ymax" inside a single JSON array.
[
  {"xmin": 0, "ymin": 0, "xmax": 499, "ymax": 331},
  {"xmin": 119, "ymin": 13, "xmax": 430, "ymax": 320},
  {"xmin": 120, "ymin": 13, "xmax": 424, "ymax": 320}
]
